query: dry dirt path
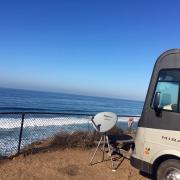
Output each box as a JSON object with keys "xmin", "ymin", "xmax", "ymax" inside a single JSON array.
[{"xmin": 0, "ymin": 149, "xmax": 150, "ymax": 180}]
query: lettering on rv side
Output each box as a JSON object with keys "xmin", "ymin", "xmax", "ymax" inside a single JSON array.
[{"xmin": 162, "ymin": 136, "xmax": 180, "ymax": 143}]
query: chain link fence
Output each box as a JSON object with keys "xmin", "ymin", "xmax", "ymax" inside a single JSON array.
[{"xmin": 0, "ymin": 112, "xmax": 140, "ymax": 158}]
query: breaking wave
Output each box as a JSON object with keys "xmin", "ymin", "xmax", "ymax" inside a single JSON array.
[{"xmin": 0, "ymin": 116, "xmax": 140, "ymax": 129}]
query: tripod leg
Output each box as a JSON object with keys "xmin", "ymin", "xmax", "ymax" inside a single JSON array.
[
  {"xmin": 102, "ymin": 135, "xmax": 105, "ymax": 162},
  {"xmin": 106, "ymin": 135, "xmax": 114, "ymax": 169},
  {"xmin": 89, "ymin": 136, "xmax": 103, "ymax": 165}
]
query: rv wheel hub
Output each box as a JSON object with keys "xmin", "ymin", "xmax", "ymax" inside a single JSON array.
[{"xmin": 165, "ymin": 168, "xmax": 180, "ymax": 180}]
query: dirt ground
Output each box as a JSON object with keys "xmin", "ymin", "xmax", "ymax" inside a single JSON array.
[{"xmin": 0, "ymin": 148, "xmax": 150, "ymax": 180}]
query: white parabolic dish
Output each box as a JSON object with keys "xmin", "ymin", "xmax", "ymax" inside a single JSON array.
[{"xmin": 92, "ymin": 112, "xmax": 118, "ymax": 133}]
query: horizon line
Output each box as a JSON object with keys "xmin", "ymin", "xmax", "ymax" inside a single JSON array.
[{"xmin": 0, "ymin": 86, "xmax": 144, "ymax": 103}]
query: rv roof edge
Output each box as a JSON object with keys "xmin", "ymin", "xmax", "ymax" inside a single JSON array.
[
  {"xmin": 155, "ymin": 48, "xmax": 180, "ymax": 62},
  {"xmin": 155, "ymin": 48, "xmax": 180, "ymax": 66}
]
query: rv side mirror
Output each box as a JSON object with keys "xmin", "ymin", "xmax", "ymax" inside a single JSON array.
[{"xmin": 153, "ymin": 92, "xmax": 161, "ymax": 111}]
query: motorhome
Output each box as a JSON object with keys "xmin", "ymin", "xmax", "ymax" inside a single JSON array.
[{"xmin": 131, "ymin": 49, "xmax": 180, "ymax": 179}]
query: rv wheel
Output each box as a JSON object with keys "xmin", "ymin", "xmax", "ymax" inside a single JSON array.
[{"xmin": 157, "ymin": 159, "xmax": 180, "ymax": 180}]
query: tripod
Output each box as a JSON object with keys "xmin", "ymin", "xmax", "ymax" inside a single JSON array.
[{"xmin": 89, "ymin": 132, "xmax": 114, "ymax": 169}]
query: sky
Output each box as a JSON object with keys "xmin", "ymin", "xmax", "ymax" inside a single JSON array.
[{"xmin": 0, "ymin": 0, "xmax": 180, "ymax": 101}]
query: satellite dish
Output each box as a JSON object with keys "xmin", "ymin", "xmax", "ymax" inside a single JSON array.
[
  {"xmin": 92, "ymin": 112, "xmax": 118, "ymax": 133},
  {"xmin": 90, "ymin": 112, "xmax": 118, "ymax": 168}
]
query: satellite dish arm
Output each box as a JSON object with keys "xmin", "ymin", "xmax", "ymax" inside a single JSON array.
[{"xmin": 91, "ymin": 117, "xmax": 101, "ymax": 131}]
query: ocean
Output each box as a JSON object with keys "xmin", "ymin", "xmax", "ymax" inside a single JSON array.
[
  {"xmin": 0, "ymin": 88, "xmax": 143, "ymax": 115},
  {"xmin": 0, "ymin": 88, "xmax": 144, "ymax": 156}
]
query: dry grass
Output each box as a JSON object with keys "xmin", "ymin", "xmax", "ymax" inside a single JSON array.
[
  {"xmin": 20, "ymin": 126, "xmax": 130, "ymax": 156},
  {"xmin": 51, "ymin": 131, "xmax": 101, "ymax": 149},
  {"xmin": 21, "ymin": 131, "xmax": 100, "ymax": 156},
  {"xmin": 1, "ymin": 126, "xmax": 136, "ymax": 161}
]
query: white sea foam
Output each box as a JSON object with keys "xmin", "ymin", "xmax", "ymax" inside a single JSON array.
[
  {"xmin": 117, "ymin": 116, "xmax": 140, "ymax": 122},
  {"xmin": 0, "ymin": 117, "xmax": 89, "ymax": 129},
  {"xmin": 0, "ymin": 116, "xmax": 140, "ymax": 129}
]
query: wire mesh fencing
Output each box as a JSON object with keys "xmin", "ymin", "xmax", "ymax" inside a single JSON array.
[
  {"xmin": 21, "ymin": 113, "xmax": 94, "ymax": 152},
  {"xmin": 0, "ymin": 112, "xmax": 94, "ymax": 157},
  {"xmin": 0, "ymin": 112, "xmax": 140, "ymax": 158},
  {"xmin": 0, "ymin": 113, "xmax": 22, "ymax": 157}
]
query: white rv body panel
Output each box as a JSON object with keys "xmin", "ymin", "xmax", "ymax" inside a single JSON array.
[
  {"xmin": 143, "ymin": 128, "xmax": 180, "ymax": 164},
  {"xmin": 133, "ymin": 127, "xmax": 145, "ymax": 160},
  {"xmin": 132, "ymin": 127, "xmax": 180, "ymax": 165}
]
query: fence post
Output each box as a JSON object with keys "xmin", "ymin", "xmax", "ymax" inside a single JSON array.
[{"xmin": 17, "ymin": 113, "xmax": 25, "ymax": 155}]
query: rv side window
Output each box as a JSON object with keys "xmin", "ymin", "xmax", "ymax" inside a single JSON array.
[{"xmin": 153, "ymin": 70, "xmax": 180, "ymax": 112}]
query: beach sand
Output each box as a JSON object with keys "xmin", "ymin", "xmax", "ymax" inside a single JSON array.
[{"xmin": 0, "ymin": 148, "xmax": 150, "ymax": 180}]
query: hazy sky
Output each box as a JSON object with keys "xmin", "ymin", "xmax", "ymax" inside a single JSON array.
[{"xmin": 0, "ymin": 0, "xmax": 180, "ymax": 101}]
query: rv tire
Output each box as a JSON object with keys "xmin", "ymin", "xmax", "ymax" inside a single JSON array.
[{"xmin": 157, "ymin": 159, "xmax": 180, "ymax": 180}]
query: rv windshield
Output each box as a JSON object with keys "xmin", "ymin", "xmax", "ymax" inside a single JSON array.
[{"xmin": 153, "ymin": 70, "xmax": 180, "ymax": 112}]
